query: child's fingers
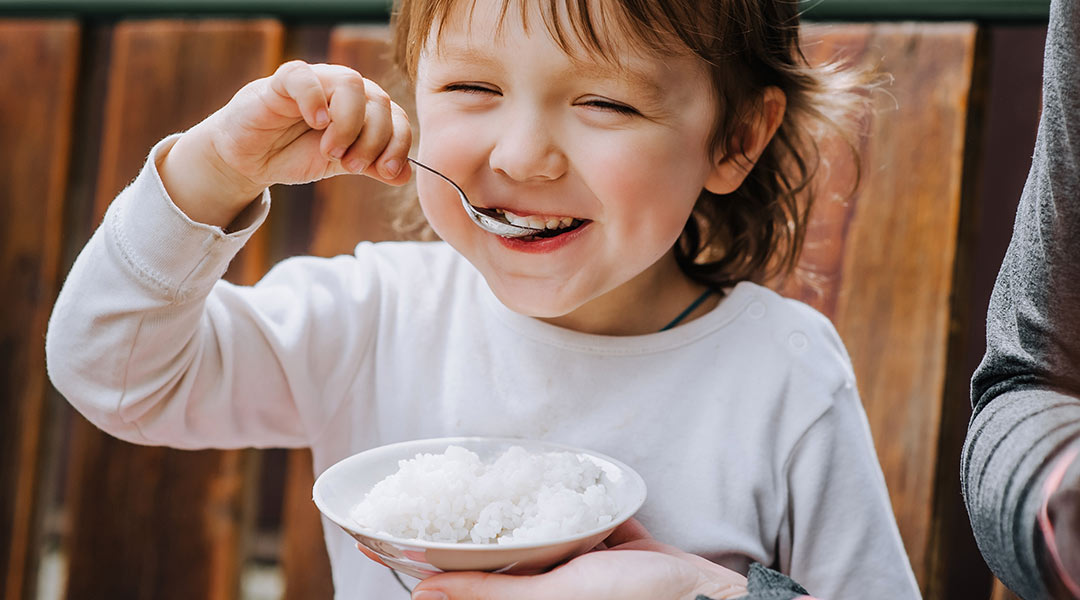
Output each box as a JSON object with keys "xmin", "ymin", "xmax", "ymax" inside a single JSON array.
[
  {"xmin": 338, "ymin": 80, "xmax": 394, "ymax": 174},
  {"xmin": 319, "ymin": 67, "xmax": 369, "ymax": 161},
  {"xmin": 269, "ymin": 60, "xmax": 330, "ymax": 130},
  {"xmin": 259, "ymin": 61, "xmax": 410, "ymax": 182},
  {"xmin": 371, "ymin": 100, "xmax": 413, "ymax": 184}
]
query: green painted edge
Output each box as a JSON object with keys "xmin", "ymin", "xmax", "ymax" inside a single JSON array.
[
  {"xmin": 0, "ymin": 0, "xmax": 392, "ymax": 19},
  {"xmin": 803, "ymin": 0, "xmax": 1049, "ymax": 20},
  {"xmin": 0, "ymin": 0, "xmax": 1051, "ymax": 21}
]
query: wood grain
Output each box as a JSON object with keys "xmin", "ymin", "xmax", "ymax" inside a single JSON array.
[
  {"xmin": 0, "ymin": 19, "xmax": 80, "ymax": 600},
  {"xmin": 310, "ymin": 25, "xmax": 414, "ymax": 256},
  {"xmin": 991, "ymin": 578, "xmax": 1023, "ymax": 600},
  {"xmin": 64, "ymin": 19, "xmax": 283, "ymax": 600},
  {"xmin": 281, "ymin": 448, "xmax": 333, "ymax": 600},
  {"xmin": 794, "ymin": 23, "xmax": 981, "ymax": 594},
  {"xmin": 280, "ymin": 26, "xmax": 407, "ymax": 600}
]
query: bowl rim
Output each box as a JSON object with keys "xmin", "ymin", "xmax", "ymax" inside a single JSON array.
[{"xmin": 312, "ymin": 436, "xmax": 648, "ymax": 551}]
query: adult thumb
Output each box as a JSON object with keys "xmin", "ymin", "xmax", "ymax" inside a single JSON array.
[{"xmin": 603, "ymin": 518, "xmax": 653, "ymax": 547}]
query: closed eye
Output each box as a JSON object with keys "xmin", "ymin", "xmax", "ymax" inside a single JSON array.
[
  {"xmin": 579, "ymin": 98, "xmax": 639, "ymax": 116},
  {"xmin": 444, "ymin": 83, "xmax": 500, "ymax": 96}
]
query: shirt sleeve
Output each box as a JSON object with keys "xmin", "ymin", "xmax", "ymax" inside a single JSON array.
[
  {"xmin": 698, "ymin": 563, "xmax": 814, "ymax": 600},
  {"xmin": 963, "ymin": 0, "xmax": 1080, "ymax": 596},
  {"xmin": 46, "ymin": 135, "xmax": 381, "ymax": 449},
  {"xmin": 780, "ymin": 384, "xmax": 921, "ymax": 600}
]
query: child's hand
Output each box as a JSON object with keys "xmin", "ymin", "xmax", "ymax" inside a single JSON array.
[
  {"xmin": 358, "ymin": 519, "xmax": 750, "ymax": 600},
  {"xmin": 159, "ymin": 60, "xmax": 412, "ymax": 228}
]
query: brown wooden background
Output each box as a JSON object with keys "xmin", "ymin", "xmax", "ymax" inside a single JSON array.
[{"xmin": 0, "ymin": 14, "xmax": 1048, "ymax": 600}]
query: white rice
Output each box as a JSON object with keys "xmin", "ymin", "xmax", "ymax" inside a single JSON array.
[{"xmin": 350, "ymin": 445, "xmax": 619, "ymax": 544}]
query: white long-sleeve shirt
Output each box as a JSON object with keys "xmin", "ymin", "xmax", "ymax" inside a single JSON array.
[{"xmin": 46, "ymin": 137, "xmax": 921, "ymax": 600}]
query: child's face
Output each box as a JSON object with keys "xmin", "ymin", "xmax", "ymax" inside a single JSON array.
[{"xmin": 413, "ymin": 0, "xmax": 725, "ymax": 327}]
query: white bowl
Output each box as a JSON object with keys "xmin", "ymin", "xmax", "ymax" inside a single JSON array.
[{"xmin": 312, "ymin": 437, "xmax": 647, "ymax": 579}]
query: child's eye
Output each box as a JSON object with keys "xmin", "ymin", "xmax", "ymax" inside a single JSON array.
[
  {"xmin": 444, "ymin": 83, "xmax": 500, "ymax": 96},
  {"xmin": 579, "ymin": 98, "xmax": 640, "ymax": 116}
]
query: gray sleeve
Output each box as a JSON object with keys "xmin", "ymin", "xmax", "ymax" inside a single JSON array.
[{"xmin": 963, "ymin": 0, "xmax": 1080, "ymax": 596}]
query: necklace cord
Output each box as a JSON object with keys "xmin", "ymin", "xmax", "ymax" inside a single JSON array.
[{"xmin": 659, "ymin": 289, "xmax": 715, "ymax": 332}]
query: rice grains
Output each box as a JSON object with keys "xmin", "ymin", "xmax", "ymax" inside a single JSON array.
[{"xmin": 350, "ymin": 445, "xmax": 618, "ymax": 544}]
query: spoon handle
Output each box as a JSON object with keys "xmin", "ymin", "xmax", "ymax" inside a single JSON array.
[{"xmin": 405, "ymin": 157, "xmax": 543, "ymax": 238}]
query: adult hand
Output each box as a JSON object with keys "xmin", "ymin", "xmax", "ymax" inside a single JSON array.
[
  {"xmin": 1044, "ymin": 447, "xmax": 1080, "ymax": 598},
  {"xmin": 359, "ymin": 519, "xmax": 748, "ymax": 600}
]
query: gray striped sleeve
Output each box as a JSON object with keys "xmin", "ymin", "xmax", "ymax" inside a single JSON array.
[{"xmin": 964, "ymin": 0, "xmax": 1080, "ymax": 596}]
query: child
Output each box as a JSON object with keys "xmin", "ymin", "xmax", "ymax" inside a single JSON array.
[{"xmin": 46, "ymin": 0, "xmax": 921, "ymax": 598}]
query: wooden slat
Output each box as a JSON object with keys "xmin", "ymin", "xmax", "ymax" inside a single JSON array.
[
  {"xmin": 991, "ymin": 579, "xmax": 1023, "ymax": 600},
  {"xmin": 774, "ymin": 119, "xmax": 863, "ymax": 318},
  {"xmin": 279, "ymin": 25, "xmax": 406, "ymax": 600},
  {"xmin": 926, "ymin": 24, "xmax": 1046, "ymax": 600},
  {"xmin": 310, "ymin": 25, "xmax": 411, "ymax": 256},
  {"xmin": 64, "ymin": 20, "xmax": 283, "ymax": 600},
  {"xmin": 791, "ymin": 23, "xmax": 981, "ymax": 594},
  {"xmin": 281, "ymin": 449, "xmax": 333, "ymax": 600},
  {"xmin": 0, "ymin": 0, "xmax": 1052, "ymax": 21},
  {"xmin": 922, "ymin": 25, "xmax": 992, "ymax": 600},
  {"xmin": 0, "ymin": 19, "xmax": 80, "ymax": 600}
]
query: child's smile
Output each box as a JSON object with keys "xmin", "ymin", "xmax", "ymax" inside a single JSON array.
[
  {"xmin": 496, "ymin": 209, "xmax": 586, "ymax": 239},
  {"xmin": 413, "ymin": 0, "xmax": 732, "ymax": 334}
]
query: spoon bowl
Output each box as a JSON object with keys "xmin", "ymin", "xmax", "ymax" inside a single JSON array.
[{"xmin": 408, "ymin": 158, "xmax": 543, "ymax": 238}]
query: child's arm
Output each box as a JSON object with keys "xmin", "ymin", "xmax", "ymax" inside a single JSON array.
[{"xmin": 46, "ymin": 61, "xmax": 411, "ymax": 449}]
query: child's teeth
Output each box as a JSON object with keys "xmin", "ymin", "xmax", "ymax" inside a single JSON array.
[
  {"xmin": 503, "ymin": 211, "xmax": 529, "ymax": 227},
  {"xmin": 502, "ymin": 209, "xmax": 579, "ymax": 230}
]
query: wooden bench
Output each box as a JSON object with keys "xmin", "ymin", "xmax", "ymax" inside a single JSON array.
[{"xmin": 0, "ymin": 15, "xmax": 1046, "ymax": 600}]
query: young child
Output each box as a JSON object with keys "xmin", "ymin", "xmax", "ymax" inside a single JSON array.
[{"xmin": 46, "ymin": 0, "xmax": 921, "ymax": 598}]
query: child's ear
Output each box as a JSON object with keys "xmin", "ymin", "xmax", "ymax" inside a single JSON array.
[{"xmin": 704, "ymin": 87, "xmax": 787, "ymax": 195}]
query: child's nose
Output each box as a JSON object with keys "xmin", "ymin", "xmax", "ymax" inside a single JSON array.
[{"xmin": 488, "ymin": 114, "xmax": 567, "ymax": 183}]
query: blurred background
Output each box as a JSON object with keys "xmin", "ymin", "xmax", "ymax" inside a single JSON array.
[{"xmin": 0, "ymin": 0, "xmax": 1054, "ymax": 598}]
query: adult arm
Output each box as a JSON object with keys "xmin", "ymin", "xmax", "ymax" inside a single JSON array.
[{"xmin": 963, "ymin": 0, "xmax": 1080, "ymax": 596}]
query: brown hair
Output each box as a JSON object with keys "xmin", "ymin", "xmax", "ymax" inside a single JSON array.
[{"xmin": 391, "ymin": 0, "xmax": 870, "ymax": 289}]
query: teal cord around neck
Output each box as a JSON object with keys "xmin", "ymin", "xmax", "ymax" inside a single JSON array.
[{"xmin": 659, "ymin": 289, "xmax": 715, "ymax": 332}]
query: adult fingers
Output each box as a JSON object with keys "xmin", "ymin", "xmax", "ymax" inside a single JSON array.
[
  {"xmin": 603, "ymin": 518, "xmax": 653, "ymax": 547},
  {"xmin": 412, "ymin": 571, "xmax": 555, "ymax": 600},
  {"xmin": 268, "ymin": 60, "xmax": 330, "ymax": 130},
  {"xmin": 411, "ymin": 550, "xmax": 682, "ymax": 600},
  {"xmin": 355, "ymin": 543, "xmax": 388, "ymax": 567},
  {"xmin": 603, "ymin": 519, "xmax": 695, "ymax": 557}
]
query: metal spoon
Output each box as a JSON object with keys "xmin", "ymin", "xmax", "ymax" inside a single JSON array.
[{"xmin": 407, "ymin": 158, "xmax": 544, "ymax": 238}]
